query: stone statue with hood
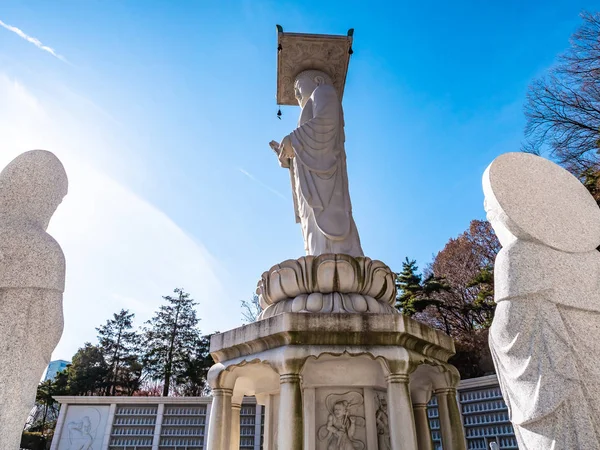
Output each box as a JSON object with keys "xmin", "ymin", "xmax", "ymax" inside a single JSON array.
[
  {"xmin": 0, "ymin": 150, "xmax": 68, "ymax": 449},
  {"xmin": 270, "ymin": 27, "xmax": 363, "ymax": 257},
  {"xmin": 483, "ymin": 152, "xmax": 600, "ymax": 449}
]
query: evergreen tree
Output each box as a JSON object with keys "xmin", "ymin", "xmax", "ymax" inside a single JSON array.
[
  {"xmin": 142, "ymin": 288, "xmax": 202, "ymax": 396},
  {"xmin": 175, "ymin": 334, "xmax": 213, "ymax": 396},
  {"xmin": 395, "ymin": 258, "xmax": 445, "ymax": 316},
  {"xmin": 96, "ymin": 309, "xmax": 141, "ymax": 395},
  {"xmin": 404, "ymin": 220, "xmax": 500, "ymax": 379},
  {"xmin": 67, "ymin": 343, "xmax": 108, "ymax": 395},
  {"xmin": 22, "ymin": 371, "xmax": 69, "ymax": 447}
]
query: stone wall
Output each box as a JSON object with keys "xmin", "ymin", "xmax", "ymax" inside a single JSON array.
[{"xmin": 52, "ymin": 375, "xmax": 514, "ymax": 450}]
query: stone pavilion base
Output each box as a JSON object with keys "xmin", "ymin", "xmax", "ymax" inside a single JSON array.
[{"xmin": 206, "ymin": 313, "xmax": 466, "ymax": 450}]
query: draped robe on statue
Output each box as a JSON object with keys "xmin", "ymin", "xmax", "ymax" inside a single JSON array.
[
  {"xmin": 490, "ymin": 239, "xmax": 600, "ymax": 449},
  {"xmin": 282, "ymin": 83, "xmax": 363, "ymax": 257}
]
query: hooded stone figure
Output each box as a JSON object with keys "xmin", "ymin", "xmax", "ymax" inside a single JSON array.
[
  {"xmin": 0, "ymin": 150, "xmax": 68, "ymax": 449},
  {"xmin": 483, "ymin": 152, "xmax": 600, "ymax": 449},
  {"xmin": 273, "ymin": 69, "xmax": 363, "ymax": 257}
]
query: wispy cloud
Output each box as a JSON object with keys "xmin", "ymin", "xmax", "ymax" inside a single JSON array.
[
  {"xmin": 238, "ymin": 167, "xmax": 286, "ymax": 200},
  {"xmin": 0, "ymin": 19, "xmax": 68, "ymax": 63}
]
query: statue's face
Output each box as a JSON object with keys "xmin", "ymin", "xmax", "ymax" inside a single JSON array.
[
  {"xmin": 294, "ymin": 76, "xmax": 317, "ymax": 107},
  {"xmin": 484, "ymin": 196, "xmax": 517, "ymax": 247},
  {"xmin": 333, "ymin": 402, "xmax": 346, "ymax": 418}
]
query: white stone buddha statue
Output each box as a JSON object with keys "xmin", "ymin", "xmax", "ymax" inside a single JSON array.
[{"xmin": 272, "ymin": 69, "xmax": 363, "ymax": 257}]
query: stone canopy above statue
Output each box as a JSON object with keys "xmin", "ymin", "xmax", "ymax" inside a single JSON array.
[{"xmin": 276, "ymin": 25, "xmax": 354, "ymax": 105}]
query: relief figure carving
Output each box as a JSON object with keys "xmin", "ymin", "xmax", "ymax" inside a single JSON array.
[
  {"xmin": 375, "ymin": 393, "xmax": 391, "ymax": 450},
  {"xmin": 318, "ymin": 391, "xmax": 365, "ymax": 450},
  {"xmin": 67, "ymin": 407, "xmax": 101, "ymax": 450}
]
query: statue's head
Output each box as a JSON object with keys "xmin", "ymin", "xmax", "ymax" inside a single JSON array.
[
  {"xmin": 482, "ymin": 179, "xmax": 523, "ymax": 248},
  {"xmin": 294, "ymin": 70, "xmax": 333, "ymax": 108},
  {"xmin": 379, "ymin": 396, "xmax": 387, "ymax": 410},
  {"xmin": 483, "ymin": 152, "xmax": 600, "ymax": 252},
  {"xmin": 333, "ymin": 400, "xmax": 348, "ymax": 418},
  {"xmin": 0, "ymin": 150, "xmax": 68, "ymax": 230}
]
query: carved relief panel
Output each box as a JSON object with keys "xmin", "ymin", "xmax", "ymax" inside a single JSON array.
[
  {"xmin": 316, "ymin": 389, "xmax": 366, "ymax": 450},
  {"xmin": 375, "ymin": 391, "xmax": 391, "ymax": 450},
  {"xmin": 56, "ymin": 405, "xmax": 109, "ymax": 450}
]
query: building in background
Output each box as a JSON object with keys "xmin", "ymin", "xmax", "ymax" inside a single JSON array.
[
  {"xmin": 44, "ymin": 360, "xmax": 70, "ymax": 382},
  {"xmin": 428, "ymin": 375, "xmax": 517, "ymax": 450},
  {"xmin": 51, "ymin": 375, "xmax": 515, "ymax": 450}
]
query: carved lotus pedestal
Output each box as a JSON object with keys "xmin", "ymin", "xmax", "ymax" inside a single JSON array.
[
  {"xmin": 257, "ymin": 254, "xmax": 397, "ymax": 318},
  {"xmin": 205, "ymin": 256, "xmax": 466, "ymax": 450}
]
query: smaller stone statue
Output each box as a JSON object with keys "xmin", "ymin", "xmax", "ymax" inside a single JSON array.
[
  {"xmin": 0, "ymin": 150, "xmax": 68, "ymax": 449},
  {"xmin": 318, "ymin": 392, "xmax": 366, "ymax": 450},
  {"xmin": 483, "ymin": 152, "xmax": 600, "ymax": 449}
]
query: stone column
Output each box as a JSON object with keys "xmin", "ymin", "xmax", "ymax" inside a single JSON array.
[
  {"xmin": 435, "ymin": 388, "xmax": 466, "ymax": 450},
  {"xmin": 206, "ymin": 388, "xmax": 233, "ymax": 450},
  {"xmin": 101, "ymin": 403, "xmax": 117, "ymax": 450},
  {"xmin": 412, "ymin": 403, "xmax": 433, "ymax": 450},
  {"xmin": 203, "ymin": 401, "xmax": 212, "ymax": 450},
  {"xmin": 363, "ymin": 387, "xmax": 379, "ymax": 450},
  {"xmin": 152, "ymin": 403, "xmax": 164, "ymax": 450},
  {"xmin": 303, "ymin": 387, "xmax": 316, "ymax": 450},
  {"xmin": 277, "ymin": 373, "xmax": 303, "ymax": 450},
  {"xmin": 254, "ymin": 404, "xmax": 263, "ymax": 450},
  {"xmin": 230, "ymin": 402, "xmax": 241, "ymax": 450},
  {"xmin": 387, "ymin": 374, "xmax": 418, "ymax": 450},
  {"xmin": 262, "ymin": 395, "xmax": 274, "ymax": 450}
]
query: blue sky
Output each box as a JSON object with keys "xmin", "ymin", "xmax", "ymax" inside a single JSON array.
[{"xmin": 0, "ymin": 0, "xmax": 596, "ymax": 360}]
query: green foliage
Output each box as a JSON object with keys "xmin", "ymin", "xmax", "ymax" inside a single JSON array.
[
  {"xmin": 20, "ymin": 431, "xmax": 51, "ymax": 450},
  {"xmin": 467, "ymin": 265, "xmax": 495, "ymax": 327},
  {"xmin": 50, "ymin": 289, "xmax": 213, "ymax": 399},
  {"xmin": 398, "ymin": 220, "xmax": 501, "ymax": 379},
  {"xmin": 67, "ymin": 343, "xmax": 109, "ymax": 395},
  {"xmin": 395, "ymin": 258, "xmax": 446, "ymax": 315},
  {"xmin": 581, "ymin": 167, "xmax": 600, "ymax": 206},
  {"xmin": 96, "ymin": 309, "xmax": 141, "ymax": 395},
  {"xmin": 142, "ymin": 288, "xmax": 203, "ymax": 396},
  {"xmin": 175, "ymin": 334, "xmax": 214, "ymax": 396}
]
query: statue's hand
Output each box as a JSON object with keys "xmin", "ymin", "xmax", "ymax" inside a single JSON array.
[
  {"xmin": 279, "ymin": 135, "xmax": 294, "ymax": 159},
  {"xmin": 269, "ymin": 140, "xmax": 280, "ymax": 154}
]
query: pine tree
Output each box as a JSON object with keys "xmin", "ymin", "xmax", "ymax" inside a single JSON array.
[
  {"xmin": 395, "ymin": 258, "xmax": 445, "ymax": 315},
  {"xmin": 142, "ymin": 288, "xmax": 202, "ymax": 396},
  {"xmin": 96, "ymin": 309, "xmax": 140, "ymax": 395},
  {"xmin": 67, "ymin": 343, "xmax": 109, "ymax": 395},
  {"xmin": 175, "ymin": 334, "xmax": 213, "ymax": 396}
]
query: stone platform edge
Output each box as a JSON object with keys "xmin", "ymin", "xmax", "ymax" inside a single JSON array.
[{"xmin": 209, "ymin": 313, "xmax": 455, "ymax": 363}]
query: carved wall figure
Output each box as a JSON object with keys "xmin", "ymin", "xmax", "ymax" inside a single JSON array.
[
  {"xmin": 318, "ymin": 391, "xmax": 366, "ymax": 450},
  {"xmin": 483, "ymin": 152, "xmax": 600, "ymax": 449},
  {"xmin": 67, "ymin": 414, "xmax": 97, "ymax": 450},
  {"xmin": 375, "ymin": 393, "xmax": 391, "ymax": 450},
  {"xmin": 0, "ymin": 150, "xmax": 68, "ymax": 449}
]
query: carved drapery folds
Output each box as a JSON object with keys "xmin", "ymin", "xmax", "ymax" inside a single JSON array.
[{"xmin": 256, "ymin": 254, "xmax": 397, "ymax": 319}]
